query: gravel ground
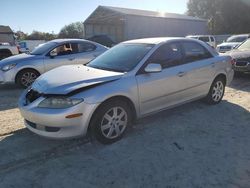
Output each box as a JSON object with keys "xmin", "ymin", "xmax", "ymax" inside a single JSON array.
[{"xmin": 0, "ymin": 75, "xmax": 249, "ymax": 188}]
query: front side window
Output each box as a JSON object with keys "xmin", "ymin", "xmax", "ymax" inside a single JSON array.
[
  {"xmin": 146, "ymin": 43, "xmax": 183, "ymax": 69},
  {"xmin": 182, "ymin": 42, "xmax": 212, "ymax": 63},
  {"xmin": 50, "ymin": 43, "xmax": 78, "ymax": 56},
  {"xmin": 87, "ymin": 43, "xmax": 154, "ymax": 72}
]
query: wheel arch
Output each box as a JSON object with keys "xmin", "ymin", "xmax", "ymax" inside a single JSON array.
[
  {"xmin": 214, "ymin": 73, "xmax": 227, "ymax": 85},
  {"xmin": 15, "ymin": 68, "xmax": 41, "ymax": 83},
  {"xmin": 87, "ymin": 95, "xmax": 137, "ymax": 133}
]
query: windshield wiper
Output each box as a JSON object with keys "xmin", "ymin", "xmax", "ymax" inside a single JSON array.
[{"xmin": 89, "ymin": 65, "xmax": 124, "ymax": 73}]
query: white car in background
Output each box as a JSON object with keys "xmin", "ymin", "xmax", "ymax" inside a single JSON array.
[
  {"xmin": 186, "ymin": 35, "xmax": 216, "ymax": 48},
  {"xmin": 0, "ymin": 42, "xmax": 19, "ymax": 60},
  {"xmin": 0, "ymin": 39, "xmax": 108, "ymax": 88},
  {"xmin": 217, "ymin": 34, "xmax": 250, "ymax": 53}
]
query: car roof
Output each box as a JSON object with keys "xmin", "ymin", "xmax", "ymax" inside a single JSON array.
[
  {"xmin": 122, "ymin": 37, "xmax": 183, "ymax": 44},
  {"xmin": 230, "ymin": 34, "xmax": 250, "ymax": 37},
  {"xmin": 186, "ymin": 35, "xmax": 214, "ymax": 38},
  {"xmin": 122, "ymin": 37, "xmax": 204, "ymax": 45},
  {"xmin": 50, "ymin": 39, "xmax": 89, "ymax": 43}
]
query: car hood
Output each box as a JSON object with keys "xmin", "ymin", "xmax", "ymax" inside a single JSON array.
[
  {"xmin": 226, "ymin": 49, "xmax": 250, "ymax": 60},
  {"xmin": 0, "ymin": 53, "xmax": 37, "ymax": 66},
  {"xmin": 217, "ymin": 42, "xmax": 240, "ymax": 48},
  {"xmin": 31, "ymin": 65, "xmax": 124, "ymax": 95}
]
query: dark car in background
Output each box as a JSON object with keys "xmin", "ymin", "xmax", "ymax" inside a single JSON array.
[
  {"xmin": 87, "ymin": 35, "xmax": 115, "ymax": 47},
  {"xmin": 227, "ymin": 38, "xmax": 250, "ymax": 74}
]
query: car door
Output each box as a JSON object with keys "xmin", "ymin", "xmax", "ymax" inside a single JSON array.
[
  {"xmin": 180, "ymin": 41, "xmax": 216, "ymax": 98},
  {"xmin": 136, "ymin": 42, "xmax": 192, "ymax": 116},
  {"xmin": 43, "ymin": 43, "xmax": 78, "ymax": 71},
  {"xmin": 73, "ymin": 42, "xmax": 100, "ymax": 65}
]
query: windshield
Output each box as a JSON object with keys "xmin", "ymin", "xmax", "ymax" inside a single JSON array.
[
  {"xmin": 87, "ymin": 43, "xmax": 154, "ymax": 72},
  {"xmin": 226, "ymin": 36, "xmax": 248, "ymax": 43},
  {"xmin": 30, "ymin": 42, "xmax": 57, "ymax": 55},
  {"xmin": 237, "ymin": 39, "xmax": 250, "ymax": 50}
]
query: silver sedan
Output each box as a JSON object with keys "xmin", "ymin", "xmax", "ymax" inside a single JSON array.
[
  {"xmin": 19, "ymin": 38, "xmax": 234, "ymax": 144},
  {"xmin": 0, "ymin": 39, "xmax": 108, "ymax": 88}
]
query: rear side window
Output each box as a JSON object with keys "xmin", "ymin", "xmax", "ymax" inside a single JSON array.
[
  {"xmin": 78, "ymin": 42, "xmax": 96, "ymax": 53},
  {"xmin": 147, "ymin": 43, "xmax": 183, "ymax": 69},
  {"xmin": 210, "ymin": 37, "xmax": 215, "ymax": 42},
  {"xmin": 198, "ymin": 37, "xmax": 209, "ymax": 42},
  {"xmin": 182, "ymin": 42, "xmax": 213, "ymax": 63}
]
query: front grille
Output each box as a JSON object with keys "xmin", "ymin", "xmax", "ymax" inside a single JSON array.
[
  {"xmin": 26, "ymin": 120, "xmax": 36, "ymax": 129},
  {"xmin": 26, "ymin": 89, "xmax": 42, "ymax": 104},
  {"xmin": 25, "ymin": 120, "xmax": 60, "ymax": 132},
  {"xmin": 220, "ymin": 46, "xmax": 231, "ymax": 50},
  {"xmin": 235, "ymin": 61, "xmax": 249, "ymax": 67}
]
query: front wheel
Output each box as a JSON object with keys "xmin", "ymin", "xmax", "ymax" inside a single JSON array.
[
  {"xmin": 205, "ymin": 77, "xmax": 225, "ymax": 105},
  {"xmin": 90, "ymin": 100, "xmax": 131, "ymax": 144},
  {"xmin": 16, "ymin": 69, "xmax": 40, "ymax": 88}
]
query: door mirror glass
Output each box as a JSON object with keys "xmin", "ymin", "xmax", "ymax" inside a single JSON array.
[
  {"xmin": 50, "ymin": 50, "xmax": 57, "ymax": 57},
  {"xmin": 144, "ymin": 63, "xmax": 162, "ymax": 73}
]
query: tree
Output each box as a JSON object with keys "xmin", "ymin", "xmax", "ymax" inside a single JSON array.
[
  {"xmin": 26, "ymin": 31, "xmax": 57, "ymax": 41},
  {"xmin": 58, "ymin": 22, "xmax": 84, "ymax": 39},
  {"xmin": 187, "ymin": 0, "xmax": 250, "ymax": 34},
  {"xmin": 15, "ymin": 30, "xmax": 28, "ymax": 41}
]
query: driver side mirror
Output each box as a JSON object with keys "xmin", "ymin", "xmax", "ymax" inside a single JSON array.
[
  {"xmin": 144, "ymin": 63, "xmax": 162, "ymax": 73},
  {"xmin": 50, "ymin": 50, "xmax": 57, "ymax": 58}
]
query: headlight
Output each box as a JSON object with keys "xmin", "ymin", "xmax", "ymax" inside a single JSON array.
[
  {"xmin": 38, "ymin": 97, "xmax": 83, "ymax": 109},
  {"xmin": 1, "ymin": 63, "xmax": 17, "ymax": 71}
]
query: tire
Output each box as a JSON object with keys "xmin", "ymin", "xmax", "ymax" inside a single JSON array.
[
  {"xmin": 205, "ymin": 77, "xmax": 225, "ymax": 105},
  {"xmin": 16, "ymin": 69, "xmax": 40, "ymax": 88},
  {"xmin": 0, "ymin": 50, "xmax": 12, "ymax": 60},
  {"xmin": 90, "ymin": 99, "xmax": 132, "ymax": 144}
]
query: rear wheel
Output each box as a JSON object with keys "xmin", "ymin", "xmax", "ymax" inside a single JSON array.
[
  {"xmin": 90, "ymin": 100, "xmax": 131, "ymax": 144},
  {"xmin": 16, "ymin": 69, "xmax": 40, "ymax": 88},
  {"xmin": 205, "ymin": 77, "xmax": 225, "ymax": 105}
]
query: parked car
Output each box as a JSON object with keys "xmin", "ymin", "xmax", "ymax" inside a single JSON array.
[
  {"xmin": 87, "ymin": 35, "xmax": 115, "ymax": 47},
  {"xmin": 19, "ymin": 37, "xmax": 234, "ymax": 144},
  {"xmin": 0, "ymin": 39, "xmax": 108, "ymax": 88},
  {"xmin": 217, "ymin": 34, "xmax": 250, "ymax": 53},
  {"xmin": 226, "ymin": 38, "xmax": 250, "ymax": 74},
  {"xmin": 0, "ymin": 42, "xmax": 19, "ymax": 60},
  {"xmin": 18, "ymin": 40, "xmax": 46, "ymax": 53},
  {"xmin": 186, "ymin": 35, "xmax": 216, "ymax": 48}
]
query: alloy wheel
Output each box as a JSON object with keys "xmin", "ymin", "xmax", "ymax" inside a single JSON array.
[
  {"xmin": 21, "ymin": 72, "xmax": 38, "ymax": 87},
  {"xmin": 212, "ymin": 81, "xmax": 224, "ymax": 102},
  {"xmin": 100, "ymin": 107, "xmax": 128, "ymax": 139}
]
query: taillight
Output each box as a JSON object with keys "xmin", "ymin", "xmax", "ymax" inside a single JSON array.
[{"xmin": 230, "ymin": 59, "xmax": 236, "ymax": 65}]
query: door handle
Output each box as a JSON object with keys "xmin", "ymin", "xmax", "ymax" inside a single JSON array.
[
  {"xmin": 177, "ymin": 71, "xmax": 186, "ymax": 77},
  {"xmin": 68, "ymin": 58, "xmax": 75, "ymax": 61}
]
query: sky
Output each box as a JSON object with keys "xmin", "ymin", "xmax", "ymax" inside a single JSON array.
[{"xmin": 1, "ymin": 0, "xmax": 189, "ymax": 34}]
